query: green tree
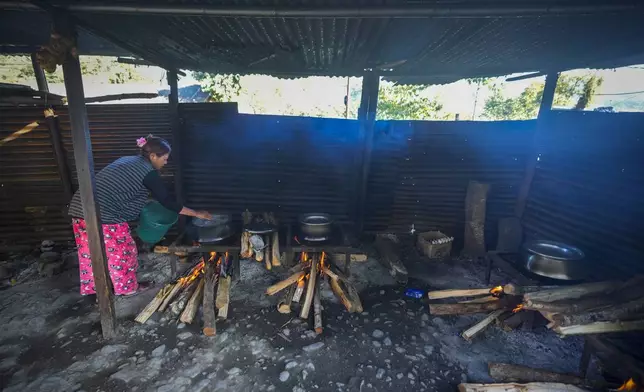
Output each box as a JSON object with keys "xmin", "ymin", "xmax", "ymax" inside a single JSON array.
[
  {"xmin": 193, "ymin": 72, "xmax": 242, "ymax": 102},
  {"xmin": 467, "ymin": 77, "xmax": 492, "ymax": 119},
  {"xmin": 482, "ymin": 74, "xmax": 604, "ymax": 120},
  {"xmin": 376, "ymin": 83, "xmax": 449, "ymax": 120},
  {"xmin": 0, "ymin": 55, "xmax": 148, "ymax": 85}
]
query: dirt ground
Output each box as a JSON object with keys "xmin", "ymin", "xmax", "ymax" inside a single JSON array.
[{"xmin": 0, "ymin": 240, "xmax": 589, "ymax": 392}]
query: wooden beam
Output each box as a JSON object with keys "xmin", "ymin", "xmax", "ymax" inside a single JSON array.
[
  {"xmin": 553, "ymin": 319, "xmax": 644, "ymax": 336},
  {"xmin": 84, "ymin": 92, "xmax": 158, "ymax": 103},
  {"xmin": 428, "ymin": 288, "xmax": 493, "ymax": 300},
  {"xmin": 43, "ymin": 109, "xmax": 74, "ymax": 200},
  {"xmin": 167, "ymin": 69, "xmax": 185, "ymax": 230},
  {"xmin": 60, "ymin": 20, "xmax": 116, "ymax": 338},
  {"xmin": 514, "ymin": 72, "xmax": 559, "ymax": 218},
  {"xmin": 355, "ymin": 71, "xmax": 379, "ymax": 232},
  {"xmin": 523, "ymin": 281, "xmax": 619, "ymax": 304}
]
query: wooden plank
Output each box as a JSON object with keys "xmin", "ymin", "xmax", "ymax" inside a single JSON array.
[
  {"xmin": 428, "ymin": 288, "xmax": 492, "ymax": 300},
  {"xmin": 458, "ymin": 382, "xmax": 587, "ymax": 392},
  {"xmin": 488, "ymin": 363, "xmax": 587, "ymax": 386},
  {"xmin": 523, "ymin": 281, "xmax": 619, "ymax": 303},
  {"xmin": 461, "ymin": 310, "xmax": 505, "ymax": 341},
  {"xmin": 202, "ymin": 259, "xmax": 217, "ymax": 336},
  {"xmin": 61, "ymin": 27, "xmax": 116, "ymax": 338},
  {"xmin": 514, "ymin": 72, "xmax": 559, "ymax": 218},
  {"xmin": 429, "ymin": 301, "xmax": 507, "ymax": 316},
  {"xmin": 553, "ymin": 319, "xmax": 644, "ymax": 336}
]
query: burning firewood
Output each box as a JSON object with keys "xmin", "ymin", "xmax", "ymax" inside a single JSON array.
[
  {"xmin": 203, "ymin": 255, "xmax": 218, "ymax": 336},
  {"xmin": 264, "ymin": 235, "xmax": 272, "ymax": 270},
  {"xmin": 216, "ymin": 276, "xmax": 231, "ymax": 319},
  {"xmin": 277, "ymin": 285, "xmax": 296, "ymax": 314},
  {"xmin": 179, "ymin": 279, "xmax": 205, "ymax": 324},
  {"xmin": 292, "ymin": 279, "xmax": 306, "ymax": 303},
  {"xmin": 266, "ymin": 270, "xmax": 306, "ymax": 296},
  {"xmin": 169, "ymin": 279, "xmax": 199, "ymax": 317},
  {"xmin": 313, "ymin": 281, "xmax": 323, "ymax": 334},
  {"xmin": 329, "ymin": 276, "xmax": 354, "ymax": 312},
  {"xmin": 240, "ymin": 231, "xmax": 252, "ymax": 258},
  {"xmin": 300, "ymin": 254, "xmax": 319, "ymax": 319},
  {"xmin": 428, "ymin": 287, "xmax": 498, "ymax": 300},
  {"xmin": 135, "ymin": 283, "xmax": 174, "ymax": 324},
  {"xmin": 459, "ymin": 296, "xmax": 499, "ymax": 304}
]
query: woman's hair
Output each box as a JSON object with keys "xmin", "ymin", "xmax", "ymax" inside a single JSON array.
[{"xmin": 137, "ymin": 134, "xmax": 171, "ymax": 160}]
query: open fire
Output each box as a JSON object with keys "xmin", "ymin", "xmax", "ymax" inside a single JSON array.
[
  {"xmin": 266, "ymin": 250, "xmax": 362, "ymax": 334},
  {"xmin": 135, "ymin": 251, "xmax": 233, "ymax": 336},
  {"xmin": 617, "ymin": 378, "xmax": 639, "ymax": 391}
]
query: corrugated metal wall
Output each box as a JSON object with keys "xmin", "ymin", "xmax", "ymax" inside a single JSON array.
[
  {"xmin": 0, "ymin": 106, "xmax": 70, "ymax": 245},
  {"xmin": 0, "ymin": 104, "xmax": 173, "ymax": 245},
  {"xmin": 365, "ymin": 120, "xmax": 536, "ymax": 248},
  {"xmin": 523, "ymin": 110, "xmax": 644, "ymax": 278},
  {"xmin": 181, "ymin": 105, "xmax": 362, "ymax": 225}
]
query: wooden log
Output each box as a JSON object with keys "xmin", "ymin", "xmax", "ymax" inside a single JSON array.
[
  {"xmin": 458, "ymin": 382, "xmax": 588, "ymax": 392},
  {"xmin": 488, "ymin": 363, "xmax": 587, "ymax": 386},
  {"xmin": 288, "ymin": 260, "xmax": 311, "ymax": 274},
  {"xmin": 292, "ymin": 279, "xmax": 306, "ymax": 303},
  {"xmin": 278, "ymin": 285, "xmax": 296, "ymax": 314},
  {"xmin": 461, "ymin": 310, "xmax": 506, "ymax": 341},
  {"xmin": 169, "ymin": 279, "xmax": 198, "ymax": 316},
  {"xmin": 266, "ymin": 271, "xmax": 306, "ymax": 296},
  {"xmin": 374, "ymin": 235, "xmax": 408, "ymax": 283},
  {"xmin": 202, "ymin": 259, "xmax": 217, "ymax": 336},
  {"xmin": 135, "ymin": 283, "xmax": 174, "ymax": 324},
  {"xmin": 524, "ymin": 283, "xmax": 644, "ymax": 314},
  {"xmin": 428, "ymin": 288, "xmax": 493, "ymax": 300},
  {"xmin": 429, "ymin": 300, "xmax": 512, "ymax": 316},
  {"xmin": 503, "ymin": 284, "xmax": 557, "ymax": 296},
  {"xmin": 323, "ymin": 262, "xmax": 351, "ymax": 284},
  {"xmin": 158, "ymin": 280, "xmax": 185, "ymax": 312},
  {"xmin": 553, "ymin": 319, "xmax": 644, "ymax": 336},
  {"xmin": 329, "ymin": 276, "xmax": 353, "ymax": 312},
  {"xmin": 264, "ymin": 236, "xmax": 272, "ymax": 270},
  {"xmin": 524, "ymin": 281, "xmax": 620, "ymax": 303},
  {"xmin": 271, "ymin": 232, "xmax": 281, "ymax": 267},
  {"xmin": 216, "ymin": 276, "xmax": 231, "ymax": 319},
  {"xmin": 240, "ymin": 231, "xmax": 252, "ymax": 259},
  {"xmin": 179, "ymin": 279, "xmax": 205, "ymax": 324},
  {"xmin": 300, "ymin": 256, "xmax": 318, "ymax": 319},
  {"xmin": 552, "ymin": 297, "xmax": 644, "ymax": 327},
  {"xmin": 314, "ymin": 280, "xmax": 323, "ymax": 334},
  {"xmin": 460, "ymin": 296, "xmax": 499, "ymax": 304},
  {"xmin": 342, "ymin": 279, "xmax": 363, "ymax": 313},
  {"xmin": 331, "ymin": 254, "xmax": 367, "ymax": 263}
]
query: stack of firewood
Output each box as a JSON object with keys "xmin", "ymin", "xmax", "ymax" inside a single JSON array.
[
  {"xmin": 266, "ymin": 252, "xmax": 362, "ymax": 334},
  {"xmin": 135, "ymin": 252, "xmax": 233, "ymax": 336},
  {"xmin": 428, "ymin": 275, "xmax": 644, "ymax": 340},
  {"xmin": 240, "ymin": 210, "xmax": 281, "ymax": 270}
]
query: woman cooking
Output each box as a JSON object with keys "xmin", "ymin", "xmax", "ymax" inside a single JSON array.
[{"xmin": 68, "ymin": 135, "xmax": 212, "ymax": 296}]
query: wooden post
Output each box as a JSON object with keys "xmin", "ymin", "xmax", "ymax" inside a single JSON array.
[
  {"xmin": 32, "ymin": 53, "xmax": 74, "ymax": 200},
  {"xmin": 167, "ymin": 69, "xmax": 185, "ymax": 229},
  {"xmin": 31, "ymin": 53, "xmax": 49, "ymax": 92},
  {"xmin": 355, "ymin": 71, "xmax": 380, "ymax": 232},
  {"xmin": 515, "ymin": 72, "xmax": 559, "ymax": 218},
  {"xmin": 59, "ymin": 20, "xmax": 116, "ymax": 338}
]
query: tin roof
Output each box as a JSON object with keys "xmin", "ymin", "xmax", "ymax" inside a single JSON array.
[{"xmin": 2, "ymin": 1, "xmax": 644, "ymax": 83}]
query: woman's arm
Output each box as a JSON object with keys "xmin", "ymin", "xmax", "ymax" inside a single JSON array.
[{"xmin": 143, "ymin": 172, "xmax": 212, "ymax": 220}]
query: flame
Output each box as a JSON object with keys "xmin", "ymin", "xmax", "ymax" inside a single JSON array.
[
  {"xmin": 490, "ymin": 286, "xmax": 503, "ymax": 296},
  {"xmin": 319, "ymin": 251, "xmax": 326, "ymax": 270},
  {"xmin": 301, "ymin": 252, "xmax": 308, "ymax": 262},
  {"xmin": 512, "ymin": 304, "xmax": 524, "ymax": 313},
  {"xmin": 618, "ymin": 378, "xmax": 637, "ymax": 391},
  {"xmin": 208, "ymin": 252, "xmax": 217, "ymax": 262}
]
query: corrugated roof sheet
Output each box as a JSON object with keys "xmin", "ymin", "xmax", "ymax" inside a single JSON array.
[{"xmin": 2, "ymin": 1, "xmax": 644, "ymax": 83}]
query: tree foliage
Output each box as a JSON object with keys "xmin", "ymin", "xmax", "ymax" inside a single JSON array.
[
  {"xmin": 0, "ymin": 55, "xmax": 149, "ymax": 85},
  {"xmin": 376, "ymin": 83, "xmax": 449, "ymax": 120},
  {"xmin": 482, "ymin": 74, "xmax": 604, "ymax": 120},
  {"xmin": 193, "ymin": 72, "xmax": 242, "ymax": 102}
]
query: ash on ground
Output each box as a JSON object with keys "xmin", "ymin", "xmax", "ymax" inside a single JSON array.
[{"xmin": 0, "ymin": 242, "xmax": 585, "ymax": 392}]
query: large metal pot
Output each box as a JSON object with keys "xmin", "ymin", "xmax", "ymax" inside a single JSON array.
[
  {"xmin": 192, "ymin": 214, "xmax": 233, "ymax": 243},
  {"xmin": 522, "ymin": 240, "xmax": 586, "ymax": 280},
  {"xmin": 299, "ymin": 213, "xmax": 332, "ymax": 238}
]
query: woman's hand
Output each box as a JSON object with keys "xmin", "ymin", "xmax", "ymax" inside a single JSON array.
[{"xmin": 195, "ymin": 210, "xmax": 213, "ymax": 220}]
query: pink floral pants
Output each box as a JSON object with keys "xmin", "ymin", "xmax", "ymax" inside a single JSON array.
[{"xmin": 72, "ymin": 218, "xmax": 139, "ymax": 295}]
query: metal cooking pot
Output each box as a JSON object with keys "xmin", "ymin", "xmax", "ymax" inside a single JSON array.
[
  {"xmin": 299, "ymin": 213, "xmax": 332, "ymax": 238},
  {"xmin": 192, "ymin": 214, "xmax": 233, "ymax": 243},
  {"xmin": 522, "ymin": 240, "xmax": 586, "ymax": 280}
]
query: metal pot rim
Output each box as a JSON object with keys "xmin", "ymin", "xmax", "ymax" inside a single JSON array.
[
  {"xmin": 299, "ymin": 213, "xmax": 333, "ymax": 226},
  {"xmin": 523, "ymin": 240, "xmax": 585, "ymax": 261}
]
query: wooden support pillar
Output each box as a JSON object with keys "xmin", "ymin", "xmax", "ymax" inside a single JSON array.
[
  {"xmin": 31, "ymin": 53, "xmax": 49, "ymax": 93},
  {"xmin": 59, "ymin": 20, "xmax": 117, "ymax": 338},
  {"xmin": 167, "ymin": 69, "xmax": 185, "ymax": 229},
  {"xmin": 355, "ymin": 72, "xmax": 380, "ymax": 232},
  {"xmin": 32, "ymin": 52, "xmax": 74, "ymax": 200},
  {"xmin": 514, "ymin": 72, "xmax": 559, "ymax": 218}
]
